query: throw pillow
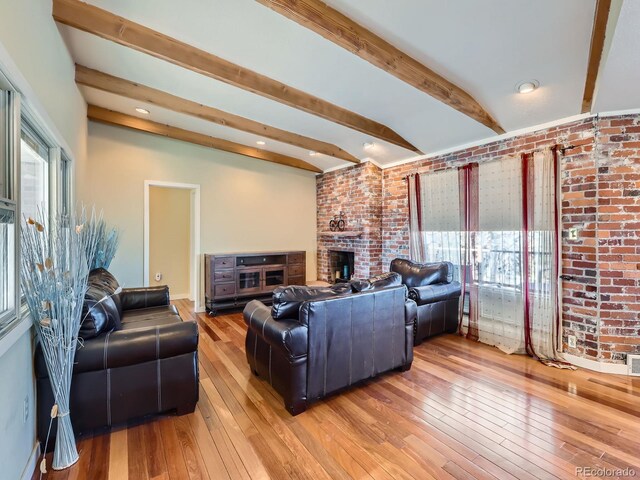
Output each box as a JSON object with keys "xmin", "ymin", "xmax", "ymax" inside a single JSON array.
[
  {"xmin": 79, "ymin": 284, "xmax": 121, "ymax": 340},
  {"xmin": 88, "ymin": 268, "xmax": 123, "ymax": 320}
]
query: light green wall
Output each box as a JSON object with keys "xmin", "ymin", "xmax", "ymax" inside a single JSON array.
[
  {"xmin": 79, "ymin": 122, "xmax": 318, "ymax": 302},
  {"xmin": 0, "ymin": 0, "xmax": 87, "ymax": 161},
  {"xmin": 0, "ymin": 332, "xmax": 36, "ymax": 480},
  {"xmin": 0, "ymin": 1, "xmax": 88, "ymax": 478}
]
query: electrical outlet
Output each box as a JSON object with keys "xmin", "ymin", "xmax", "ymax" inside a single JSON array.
[
  {"xmin": 568, "ymin": 335, "xmax": 577, "ymax": 349},
  {"xmin": 155, "ymin": 272, "xmax": 162, "ymax": 282},
  {"xmin": 23, "ymin": 396, "xmax": 28, "ymax": 424}
]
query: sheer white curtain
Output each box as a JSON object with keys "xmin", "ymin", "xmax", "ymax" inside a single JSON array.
[
  {"xmin": 476, "ymin": 157, "xmax": 525, "ymax": 354},
  {"xmin": 406, "ymin": 153, "xmax": 568, "ymax": 365},
  {"xmin": 526, "ymin": 149, "xmax": 563, "ymax": 363},
  {"xmin": 421, "ymin": 170, "xmax": 461, "ymax": 279}
]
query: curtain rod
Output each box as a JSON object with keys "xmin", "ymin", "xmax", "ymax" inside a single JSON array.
[{"xmin": 403, "ymin": 143, "xmax": 577, "ymax": 180}]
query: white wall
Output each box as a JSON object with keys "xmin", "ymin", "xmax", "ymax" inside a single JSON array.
[
  {"xmin": 0, "ymin": 1, "xmax": 87, "ymax": 478},
  {"xmin": 79, "ymin": 122, "xmax": 318, "ymax": 300}
]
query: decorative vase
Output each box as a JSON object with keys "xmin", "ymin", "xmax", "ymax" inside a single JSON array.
[
  {"xmin": 52, "ymin": 403, "xmax": 78, "ymax": 470},
  {"xmin": 21, "ymin": 208, "xmax": 104, "ymax": 474}
]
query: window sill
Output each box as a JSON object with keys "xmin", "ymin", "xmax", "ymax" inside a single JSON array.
[{"xmin": 0, "ymin": 314, "xmax": 32, "ymax": 359}]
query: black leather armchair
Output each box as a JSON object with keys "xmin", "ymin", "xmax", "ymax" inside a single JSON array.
[
  {"xmin": 35, "ymin": 269, "xmax": 199, "ymax": 449},
  {"xmin": 244, "ymin": 285, "xmax": 416, "ymax": 415},
  {"xmin": 390, "ymin": 258, "xmax": 461, "ymax": 343}
]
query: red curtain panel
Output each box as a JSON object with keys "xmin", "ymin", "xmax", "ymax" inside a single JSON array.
[{"xmin": 457, "ymin": 163, "xmax": 479, "ymax": 339}]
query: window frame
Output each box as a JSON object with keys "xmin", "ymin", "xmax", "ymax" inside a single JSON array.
[
  {"xmin": 0, "ymin": 84, "xmax": 21, "ymax": 339},
  {"xmin": 0, "ymin": 71, "xmax": 74, "ymax": 342}
]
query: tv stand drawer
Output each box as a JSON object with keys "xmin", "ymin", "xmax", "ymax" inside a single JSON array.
[{"xmin": 214, "ymin": 283, "xmax": 236, "ymax": 297}]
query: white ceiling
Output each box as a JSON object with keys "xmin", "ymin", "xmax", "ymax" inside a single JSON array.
[{"xmin": 56, "ymin": 0, "xmax": 640, "ymax": 172}]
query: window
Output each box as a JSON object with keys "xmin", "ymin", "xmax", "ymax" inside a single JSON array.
[
  {"xmin": 60, "ymin": 153, "xmax": 72, "ymax": 213},
  {"xmin": 20, "ymin": 121, "xmax": 50, "ymax": 222},
  {"xmin": 0, "ymin": 72, "xmax": 73, "ymax": 340},
  {"xmin": 475, "ymin": 157, "xmax": 524, "ymax": 297},
  {"xmin": 0, "ymin": 204, "xmax": 16, "ymax": 325},
  {"xmin": 419, "ymin": 169, "xmax": 462, "ymax": 280},
  {"xmin": 0, "ymin": 87, "xmax": 19, "ymax": 337}
]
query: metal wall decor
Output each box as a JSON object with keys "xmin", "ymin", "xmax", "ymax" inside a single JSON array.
[{"xmin": 329, "ymin": 211, "xmax": 346, "ymax": 231}]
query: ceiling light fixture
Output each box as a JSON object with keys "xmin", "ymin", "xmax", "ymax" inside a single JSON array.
[
  {"xmin": 309, "ymin": 151, "xmax": 318, "ymax": 156},
  {"xmin": 256, "ymin": 140, "xmax": 266, "ymax": 146},
  {"xmin": 363, "ymin": 142, "xmax": 375, "ymax": 150},
  {"xmin": 516, "ymin": 80, "xmax": 539, "ymax": 94},
  {"xmin": 135, "ymin": 107, "xmax": 150, "ymax": 115}
]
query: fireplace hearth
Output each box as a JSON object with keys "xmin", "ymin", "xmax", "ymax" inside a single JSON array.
[{"xmin": 329, "ymin": 250, "xmax": 354, "ymax": 282}]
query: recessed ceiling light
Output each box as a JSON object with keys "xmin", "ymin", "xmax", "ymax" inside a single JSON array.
[
  {"xmin": 309, "ymin": 151, "xmax": 318, "ymax": 156},
  {"xmin": 135, "ymin": 107, "xmax": 150, "ymax": 115},
  {"xmin": 516, "ymin": 80, "xmax": 539, "ymax": 94},
  {"xmin": 256, "ymin": 140, "xmax": 266, "ymax": 146},
  {"xmin": 363, "ymin": 142, "xmax": 375, "ymax": 150}
]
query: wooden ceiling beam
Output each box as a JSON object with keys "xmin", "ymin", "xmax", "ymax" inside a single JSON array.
[
  {"xmin": 53, "ymin": 0, "xmax": 419, "ymax": 153},
  {"xmin": 255, "ymin": 0, "xmax": 504, "ymax": 135},
  {"xmin": 76, "ymin": 65, "xmax": 360, "ymax": 164},
  {"xmin": 87, "ymin": 105, "xmax": 323, "ymax": 173},
  {"xmin": 581, "ymin": 0, "xmax": 613, "ymax": 113}
]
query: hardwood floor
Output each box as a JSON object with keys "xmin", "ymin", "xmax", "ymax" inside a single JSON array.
[{"xmin": 36, "ymin": 299, "xmax": 640, "ymax": 480}]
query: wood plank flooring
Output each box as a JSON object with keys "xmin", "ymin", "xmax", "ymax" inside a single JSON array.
[{"xmin": 35, "ymin": 299, "xmax": 640, "ymax": 479}]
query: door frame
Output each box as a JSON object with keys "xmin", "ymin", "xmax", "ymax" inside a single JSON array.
[{"xmin": 143, "ymin": 180, "xmax": 202, "ymax": 311}]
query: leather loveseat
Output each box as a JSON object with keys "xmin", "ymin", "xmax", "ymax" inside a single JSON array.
[
  {"xmin": 243, "ymin": 278, "xmax": 416, "ymax": 415},
  {"xmin": 35, "ymin": 268, "xmax": 199, "ymax": 448},
  {"xmin": 390, "ymin": 259, "xmax": 461, "ymax": 344}
]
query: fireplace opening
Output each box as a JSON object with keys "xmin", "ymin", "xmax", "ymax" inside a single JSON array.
[{"xmin": 329, "ymin": 250, "xmax": 354, "ymax": 282}]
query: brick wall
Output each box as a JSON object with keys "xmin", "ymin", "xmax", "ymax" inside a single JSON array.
[
  {"xmin": 595, "ymin": 116, "xmax": 640, "ymax": 362},
  {"xmin": 316, "ymin": 161, "xmax": 383, "ymax": 282},
  {"xmin": 317, "ymin": 113, "xmax": 640, "ymax": 365}
]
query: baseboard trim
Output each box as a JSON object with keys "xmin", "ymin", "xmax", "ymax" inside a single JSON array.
[
  {"xmin": 20, "ymin": 442, "xmax": 40, "ymax": 480},
  {"xmin": 561, "ymin": 352, "xmax": 629, "ymax": 375},
  {"xmin": 170, "ymin": 293, "xmax": 190, "ymax": 301}
]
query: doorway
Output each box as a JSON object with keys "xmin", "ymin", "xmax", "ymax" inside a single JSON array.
[{"xmin": 143, "ymin": 181, "xmax": 201, "ymax": 311}]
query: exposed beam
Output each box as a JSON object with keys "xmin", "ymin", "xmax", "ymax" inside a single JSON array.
[
  {"xmin": 87, "ymin": 105, "xmax": 323, "ymax": 173},
  {"xmin": 255, "ymin": 0, "xmax": 504, "ymax": 135},
  {"xmin": 53, "ymin": 0, "xmax": 419, "ymax": 153},
  {"xmin": 581, "ymin": 0, "xmax": 613, "ymax": 113},
  {"xmin": 76, "ymin": 65, "xmax": 360, "ymax": 164}
]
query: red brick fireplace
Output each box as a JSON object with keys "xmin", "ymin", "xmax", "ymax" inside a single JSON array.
[{"xmin": 316, "ymin": 162, "xmax": 383, "ymax": 282}]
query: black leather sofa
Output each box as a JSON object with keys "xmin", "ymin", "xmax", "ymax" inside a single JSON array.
[
  {"xmin": 243, "ymin": 281, "xmax": 416, "ymax": 415},
  {"xmin": 390, "ymin": 258, "xmax": 461, "ymax": 343},
  {"xmin": 35, "ymin": 268, "xmax": 199, "ymax": 449}
]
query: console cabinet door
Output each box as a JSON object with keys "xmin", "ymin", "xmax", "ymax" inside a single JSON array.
[
  {"xmin": 237, "ymin": 268, "xmax": 262, "ymax": 294},
  {"xmin": 264, "ymin": 265, "xmax": 287, "ymax": 289}
]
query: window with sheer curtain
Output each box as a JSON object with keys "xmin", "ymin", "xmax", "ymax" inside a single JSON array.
[
  {"xmin": 408, "ymin": 151, "xmax": 564, "ymax": 363},
  {"xmin": 419, "ymin": 169, "xmax": 462, "ymax": 279},
  {"xmin": 476, "ymin": 157, "xmax": 525, "ymax": 353}
]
